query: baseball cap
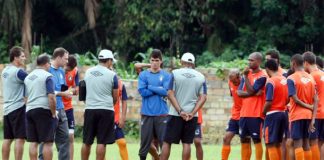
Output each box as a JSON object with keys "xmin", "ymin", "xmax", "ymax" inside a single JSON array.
[
  {"xmin": 181, "ymin": 52, "xmax": 195, "ymax": 63},
  {"xmin": 98, "ymin": 49, "xmax": 117, "ymax": 62}
]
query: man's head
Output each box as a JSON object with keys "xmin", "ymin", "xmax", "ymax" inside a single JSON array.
[
  {"xmin": 265, "ymin": 59, "xmax": 278, "ymax": 77},
  {"xmin": 149, "ymin": 49, "xmax": 163, "ymax": 71},
  {"xmin": 180, "ymin": 52, "xmax": 195, "ymax": 68},
  {"xmin": 290, "ymin": 54, "xmax": 303, "ymax": 72},
  {"xmin": 302, "ymin": 51, "xmax": 316, "ymax": 73},
  {"xmin": 265, "ymin": 49, "xmax": 280, "ymax": 64},
  {"xmin": 10, "ymin": 46, "xmax": 26, "ymax": 66},
  {"xmin": 316, "ymin": 56, "xmax": 323, "ymax": 70},
  {"xmin": 229, "ymin": 69, "xmax": 241, "ymax": 86},
  {"xmin": 37, "ymin": 54, "xmax": 51, "ymax": 70},
  {"xmin": 52, "ymin": 47, "xmax": 69, "ymax": 67},
  {"xmin": 248, "ymin": 52, "xmax": 263, "ymax": 70},
  {"xmin": 65, "ymin": 55, "xmax": 77, "ymax": 72},
  {"xmin": 98, "ymin": 49, "xmax": 115, "ymax": 68}
]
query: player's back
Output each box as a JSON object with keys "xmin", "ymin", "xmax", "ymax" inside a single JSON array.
[
  {"xmin": 267, "ymin": 75, "xmax": 288, "ymax": 112},
  {"xmin": 310, "ymin": 69, "xmax": 324, "ymax": 119}
]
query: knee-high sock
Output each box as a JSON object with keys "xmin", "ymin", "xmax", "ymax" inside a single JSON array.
[
  {"xmin": 241, "ymin": 143, "xmax": 252, "ymax": 160},
  {"xmin": 221, "ymin": 145, "xmax": 231, "ymax": 160},
  {"xmin": 295, "ymin": 147, "xmax": 304, "ymax": 160},
  {"xmin": 304, "ymin": 150, "xmax": 312, "ymax": 160},
  {"xmin": 276, "ymin": 146, "xmax": 282, "ymax": 160},
  {"xmin": 116, "ymin": 138, "xmax": 129, "ymax": 160},
  {"xmin": 268, "ymin": 147, "xmax": 280, "ymax": 160},
  {"xmin": 310, "ymin": 145, "xmax": 320, "ymax": 160},
  {"xmin": 255, "ymin": 143, "xmax": 263, "ymax": 160}
]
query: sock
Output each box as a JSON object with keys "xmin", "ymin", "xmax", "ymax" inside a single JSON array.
[
  {"xmin": 116, "ymin": 138, "xmax": 129, "ymax": 160},
  {"xmin": 241, "ymin": 143, "xmax": 252, "ymax": 160},
  {"xmin": 295, "ymin": 147, "xmax": 304, "ymax": 160},
  {"xmin": 304, "ymin": 150, "xmax": 312, "ymax": 160},
  {"xmin": 276, "ymin": 146, "xmax": 282, "ymax": 160},
  {"xmin": 268, "ymin": 147, "xmax": 280, "ymax": 160},
  {"xmin": 266, "ymin": 147, "xmax": 270, "ymax": 160},
  {"xmin": 221, "ymin": 145, "xmax": 231, "ymax": 160},
  {"xmin": 310, "ymin": 145, "xmax": 320, "ymax": 160},
  {"xmin": 255, "ymin": 143, "xmax": 263, "ymax": 160}
]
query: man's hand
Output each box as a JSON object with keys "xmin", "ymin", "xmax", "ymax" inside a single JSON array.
[
  {"xmin": 256, "ymin": 90, "xmax": 263, "ymax": 96},
  {"xmin": 186, "ymin": 113, "xmax": 194, "ymax": 121},
  {"xmin": 309, "ymin": 119, "xmax": 316, "ymax": 133},
  {"xmin": 62, "ymin": 91, "xmax": 73, "ymax": 98},
  {"xmin": 118, "ymin": 117, "xmax": 126, "ymax": 128},
  {"xmin": 180, "ymin": 111, "xmax": 188, "ymax": 121},
  {"xmin": 243, "ymin": 67, "xmax": 250, "ymax": 76}
]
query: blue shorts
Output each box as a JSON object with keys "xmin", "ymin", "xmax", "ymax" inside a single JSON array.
[
  {"xmin": 65, "ymin": 108, "xmax": 75, "ymax": 134},
  {"xmin": 226, "ymin": 119, "xmax": 239, "ymax": 134},
  {"xmin": 239, "ymin": 117, "xmax": 263, "ymax": 139},
  {"xmin": 114, "ymin": 123, "xmax": 125, "ymax": 140},
  {"xmin": 290, "ymin": 119, "xmax": 311, "ymax": 140},
  {"xmin": 309, "ymin": 119, "xmax": 324, "ymax": 140},
  {"xmin": 194, "ymin": 124, "xmax": 202, "ymax": 138},
  {"xmin": 263, "ymin": 112, "xmax": 286, "ymax": 144}
]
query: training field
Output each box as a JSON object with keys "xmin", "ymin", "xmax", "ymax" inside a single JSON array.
[{"xmin": 4, "ymin": 140, "xmax": 243, "ymax": 160}]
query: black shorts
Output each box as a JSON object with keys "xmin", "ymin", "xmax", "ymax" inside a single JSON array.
[
  {"xmin": 83, "ymin": 109, "xmax": 115, "ymax": 145},
  {"xmin": 226, "ymin": 119, "xmax": 240, "ymax": 135},
  {"xmin": 26, "ymin": 108, "xmax": 57, "ymax": 143},
  {"xmin": 239, "ymin": 117, "xmax": 263, "ymax": 140},
  {"xmin": 163, "ymin": 116, "xmax": 198, "ymax": 144},
  {"xmin": 3, "ymin": 105, "xmax": 26, "ymax": 139},
  {"xmin": 65, "ymin": 108, "xmax": 75, "ymax": 133}
]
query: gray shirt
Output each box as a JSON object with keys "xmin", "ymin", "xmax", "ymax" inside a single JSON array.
[
  {"xmin": 168, "ymin": 68, "xmax": 207, "ymax": 117},
  {"xmin": 1, "ymin": 64, "xmax": 26, "ymax": 115},
  {"xmin": 84, "ymin": 65, "xmax": 118, "ymax": 111},
  {"xmin": 24, "ymin": 69, "xmax": 53, "ymax": 112}
]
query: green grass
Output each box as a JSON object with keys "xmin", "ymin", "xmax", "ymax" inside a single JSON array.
[{"xmin": 4, "ymin": 140, "xmax": 243, "ymax": 159}]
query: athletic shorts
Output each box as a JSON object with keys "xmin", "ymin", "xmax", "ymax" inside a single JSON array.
[
  {"xmin": 115, "ymin": 123, "xmax": 125, "ymax": 140},
  {"xmin": 83, "ymin": 109, "xmax": 115, "ymax": 145},
  {"xmin": 239, "ymin": 117, "xmax": 263, "ymax": 139},
  {"xmin": 309, "ymin": 119, "xmax": 324, "ymax": 140},
  {"xmin": 290, "ymin": 119, "xmax": 311, "ymax": 140},
  {"xmin": 3, "ymin": 105, "xmax": 26, "ymax": 139},
  {"xmin": 65, "ymin": 108, "xmax": 75, "ymax": 134},
  {"xmin": 226, "ymin": 119, "xmax": 240, "ymax": 135},
  {"xmin": 26, "ymin": 108, "xmax": 57, "ymax": 143},
  {"xmin": 263, "ymin": 112, "xmax": 286, "ymax": 144},
  {"xmin": 163, "ymin": 116, "xmax": 198, "ymax": 144},
  {"xmin": 194, "ymin": 123, "xmax": 202, "ymax": 138}
]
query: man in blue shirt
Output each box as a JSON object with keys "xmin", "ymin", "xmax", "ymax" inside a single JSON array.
[
  {"xmin": 39, "ymin": 47, "xmax": 71, "ymax": 160},
  {"xmin": 138, "ymin": 49, "xmax": 170, "ymax": 160}
]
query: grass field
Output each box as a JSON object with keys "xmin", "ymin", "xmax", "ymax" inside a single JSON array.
[{"xmin": 4, "ymin": 140, "xmax": 244, "ymax": 160}]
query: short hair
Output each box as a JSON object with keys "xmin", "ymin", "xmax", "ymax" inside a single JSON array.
[
  {"xmin": 286, "ymin": 69, "xmax": 294, "ymax": 77},
  {"xmin": 265, "ymin": 59, "xmax": 278, "ymax": 71},
  {"xmin": 150, "ymin": 49, "xmax": 162, "ymax": 60},
  {"xmin": 291, "ymin": 54, "xmax": 304, "ymax": 67},
  {"xmin": 265, "ymin": 49, "xmax": 280, "ymax": 63},
  {"xmin": 36, "ymin": 54, "xmax": 50, "ymax": 66},
  {"xmin": 303, "ymin": 51, "xmax": 316, "ymax": 65},
  {"xmin": 99, "ymin": 59, "xmax": 112, "ymax": 63},
  {"xmin": 53, "ymin": 47, "xmax": 68, "ymax": 59},
  {"xmin": 316, "ymin": 56, "xmax": 323, "ymax": 69},
  {"xmin": 9, "ymin": 46, "xmax": 24, "ymax": 62},
  {"xmin": 67, "ymin": 55, "xmax": 77, "ymax": 69}
]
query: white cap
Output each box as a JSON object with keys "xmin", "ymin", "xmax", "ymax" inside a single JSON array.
[
  {"xmin": 181, "ymin": 52, "xmax": 195, "ymax": 63},
  {"xmin": 98, "ymin": 49, "xmax": 117, "ymax": 62}
]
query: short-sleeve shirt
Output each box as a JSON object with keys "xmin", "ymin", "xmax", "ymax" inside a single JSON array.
[
  {"xmin": 287, "ymin": 71, "xmax": 316, "ymax": 121},
  {"xmin": 49, "ymin": 65, "xmax": 66, "ymax": 110},
  {"xmin": 310, "ymin": 69, "xmax": 324, "ymax": 119},
  {"xmin": 238, "ymin": 70, "xmax": 267, "ymax": 118},
  {"xmin": 114, "ymin": 80, "xmax": 128, "ymax": 122},
  {"xmin": 265, "ymin": 75, "xmax": 289, "ymax": 112},
  {"xmin": 62, "ymin": 67, "xmax": 79, "ymax": 110}
]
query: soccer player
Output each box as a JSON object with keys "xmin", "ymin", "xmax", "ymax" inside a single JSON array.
[
  {"xmin": 265, "ymin": 49, "xmax": 287, "ymax": 76},
  {"xmin": 303, "ymin": 52, "xmax": 323, "ymax": 160},
  {"xmin": 237, "ymin": 52, "xmax": 267, "ymax": 160},
  {"xmin": 263, "ymin": 59, "xmax": 289, "ymax": 160},
  {"xmin": 316, "ymin": 56, "xmax": 323, "ymax": 71},
  {"xmin": 62, "ymin": 55, "xmax": 79, "ymax": 160},
  {"xmin": 1, "ymin": 46, "xmax": 28, "ymax": 160},
  {"xmin": 160, "ymin": 52, "xmax": 207, "ymax": 160},
  {"xmin": 287, "ymin": 54, "xmax": 318, "ymax": 160},
  {"xmin": 39, "ymin": 47, "xmax": 71, "ymax": 160},
  {"xmin": 137, "ymin": 49, "xmax": 170, "ymax": 160},
  {"xmin": 81, "ymin": 49, "xmax": 118, "ymax": 160},
  {"xmin": 24, "ymin": 54, "xmax": 57, "ymax": 160},
  {"xmin": 221, "ymin": 69, "xmax": 242, "ymax": 160}
]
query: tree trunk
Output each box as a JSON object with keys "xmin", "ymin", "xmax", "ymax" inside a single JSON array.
[{"xmin": 21, "ymin": 0, "xmax": 32, "ymax": 61}]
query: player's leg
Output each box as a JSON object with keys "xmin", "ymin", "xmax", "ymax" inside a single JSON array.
[
  {"xmin": 240, "ymin": 117, "xmax": 252, "ymax": 160},
  {"xmin": 310, "ymin": 119, "xmax": 320, "ymax": 160},
  {"xmin": 115, "ymin": 124, "xmax": 129, "ymax": 160},
  {"xmin": 42, "ymin": 142, "xmax": 53, "ymax": 160},
  {"xmin": 12, "ymin": 106, "xmax": 26, "ymax": 160},
  {"xmin": 222, "ymin": 119, "xmax": 239, "ymax": 160},
  {"xmin": 182, "ymin": 143, "xmax": 191, "ymax": 160},
  {"xmin": 292, "ymin": 120, "xmax": 305, "ymax": 160},
  {"xmin": 96, "ymin": 110, "xmax": 115, "ymax": 160},
  {"xmin": 81, "ymin": 110, "xmax": 96, "ymax": 160},
  {"xmin": 194, "ymin": 137, "xmax": 203, "ymax": 160},
  {"xmin": 139, "ymin": 116, "xmax": 154, "ymax": 160},
  {"xmin": 66, "ymin": 108, "xmax": 75, "ymax": 160},
  {"xmin": 2, "ymin": 113, "xmax": 13, "ymax": 160}
]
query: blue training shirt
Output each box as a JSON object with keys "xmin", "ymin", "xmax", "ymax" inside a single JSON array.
[
  {"xmin": 138, "ymin": 69, "xmax": 170, "ymax": 116},
  {"xmin": 49, "ymin": 65, "xmax": 66, "ymax": 110}
]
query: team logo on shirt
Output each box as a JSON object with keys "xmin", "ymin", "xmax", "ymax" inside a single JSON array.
[
  {"xmin": 28, "ymin": 75, "xmax": 38, "ymax": 81},
  {"xmin": 159, "ymin": 75, "xmax": 163, "ymax": 82},
  {"xmin": 2, "ymin": 72, "xmax": 8, "ymax": 79},
  {"xmin": 280, "ymin": 79, "xmax": 287, "ymax": 85},
  {"xmin": 181, "ymin": 73, "xmax": 196, "ymax": 78},
  {"xmin": 321, "ymin": 76, "xmax": 324, "ymax": 81},
  {"xmin": 68, "ymin": 75, "xmax": 73, "ymax": 81},
  {"xmin": 301, "ymin": 77, "xmax": 311, "ymax": 84},
  {"xmin": 90, "ymin": 71, "xmax": 103, "ymax": 77}
]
